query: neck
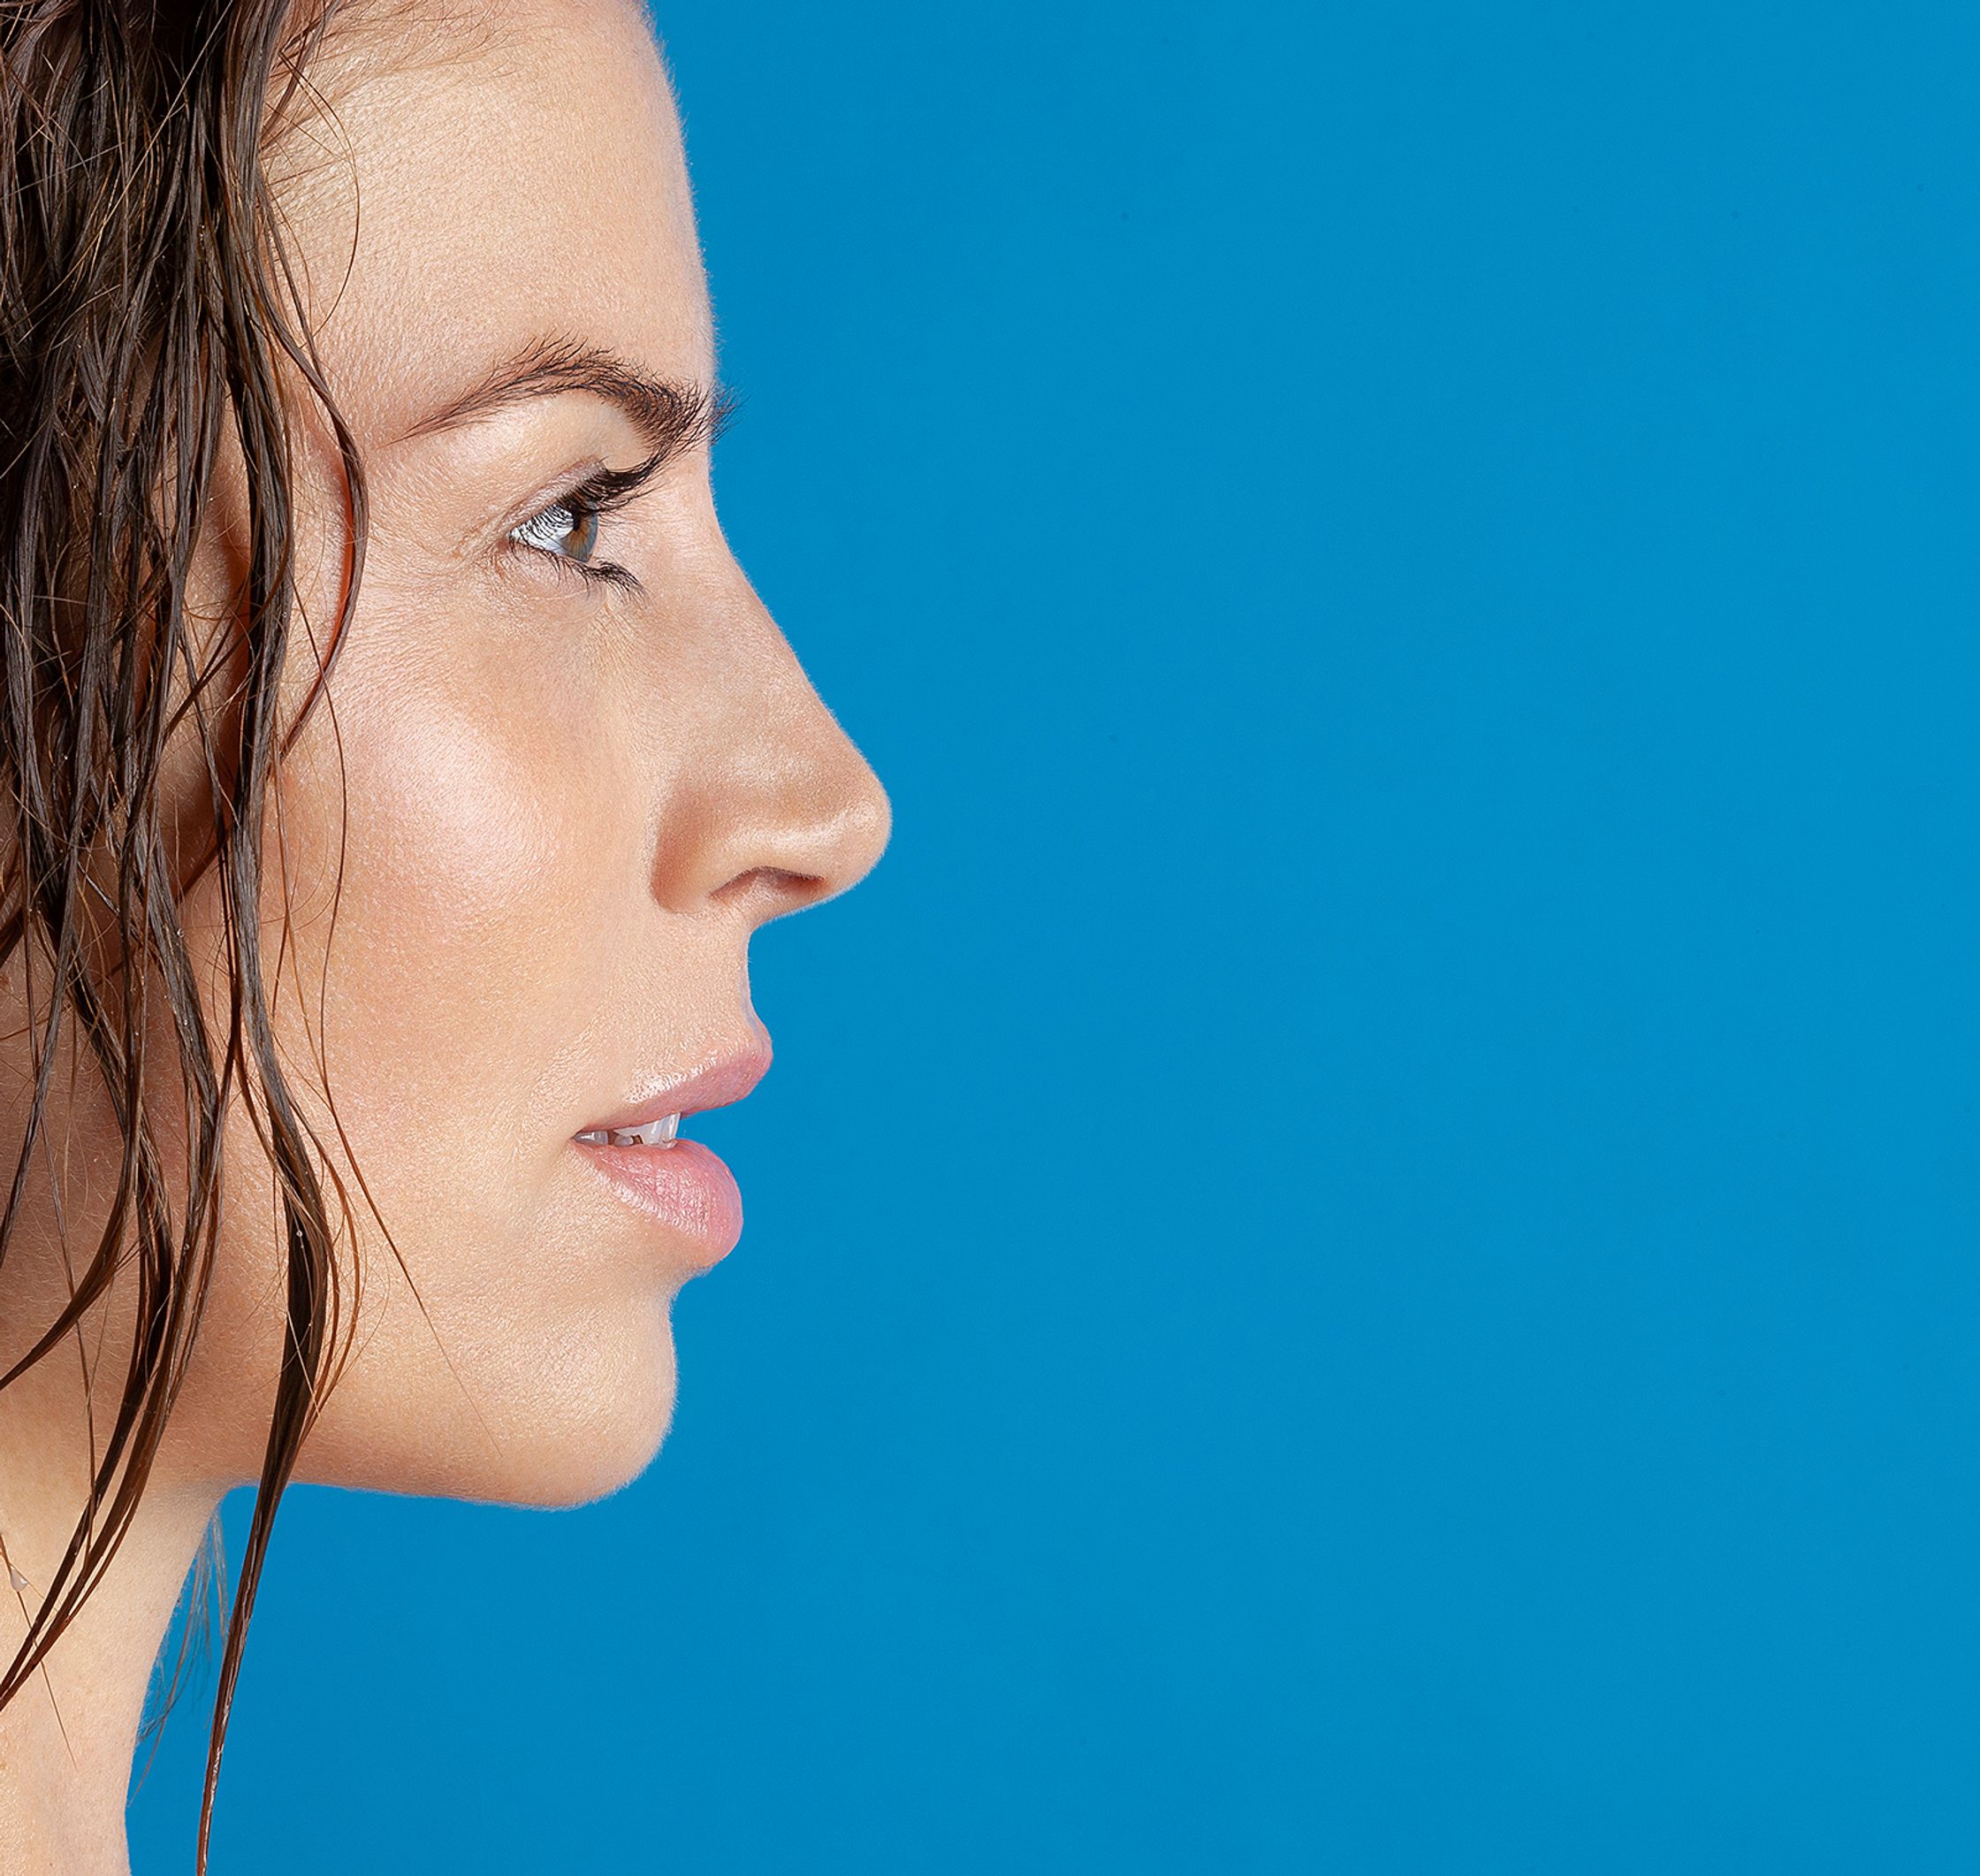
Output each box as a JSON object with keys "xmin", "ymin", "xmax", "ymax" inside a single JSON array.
[{"xmin": 0, "ymin": 1347, "xmax": 221, "ymax": 1876}]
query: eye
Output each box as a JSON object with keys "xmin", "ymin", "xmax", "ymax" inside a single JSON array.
[
  {"xmin": 509, "ymin": 493, "xmax": 602, "ymax": 566},
  {"xmin": 501, "ymin": 454, "xmax": 665, "ymax": 594}
]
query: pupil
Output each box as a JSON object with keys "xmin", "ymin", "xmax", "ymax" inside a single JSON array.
[{"xmin": 563, "ymin": 504, "xmax": 599, "ymax": 561}]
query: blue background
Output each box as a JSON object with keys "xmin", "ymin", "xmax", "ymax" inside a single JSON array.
[{"xmin": 130, "ymin": 2, "xmax": 1980, "ymax": 1870}]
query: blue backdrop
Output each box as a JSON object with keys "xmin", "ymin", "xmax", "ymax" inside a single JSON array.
[{"xmin": 130, "ymin": 2, "xmax": 1980, "ymax": 1870}]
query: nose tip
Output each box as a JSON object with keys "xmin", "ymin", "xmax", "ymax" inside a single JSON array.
[{"xmin": 819, "ymin": 760, "xmax": 893, "ymax": 900}]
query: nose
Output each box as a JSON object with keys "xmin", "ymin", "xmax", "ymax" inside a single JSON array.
[{"xmin": 644, "ymin": 583, "xmax": 891, "ymax": 924}]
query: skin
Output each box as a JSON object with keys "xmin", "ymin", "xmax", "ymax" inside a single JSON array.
[{"xmin": 0, "ymin": 4, "xmax": 889, "ymax": 1867}]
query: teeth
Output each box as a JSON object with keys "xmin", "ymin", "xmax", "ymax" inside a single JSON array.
[{"xmin": 578, "ymin": 1113, "xmax": 682, "ymax": 1148}]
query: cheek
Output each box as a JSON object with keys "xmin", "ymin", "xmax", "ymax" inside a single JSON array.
[
  {"xmin": 166, "ymin": 652, "xmax": 641, "ymax": 1485},
  {"xmin": 343, "ymin": 698, "xmax": 575, "ymax": 1012},
  {"xmin": 235, "ymin": 627, "xmax": 673, "ymax": 1495},
  {"xmin": 267, "ymin": 626, "xmax": 613, "ymax": 1236}
]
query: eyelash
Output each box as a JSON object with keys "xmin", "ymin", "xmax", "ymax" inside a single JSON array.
[{"xmin": 508, "ymin": 451, "xmax": 666, "ymax": 593}]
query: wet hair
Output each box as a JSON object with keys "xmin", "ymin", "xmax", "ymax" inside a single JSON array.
[{"xmin": 0, "ymin": 3, "xmax": 367, "ymax": 1865}]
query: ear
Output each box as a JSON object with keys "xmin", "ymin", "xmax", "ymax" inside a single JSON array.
[{"xmin": 164, "ymin": 418, "xmax": 259, "ymax": 899}]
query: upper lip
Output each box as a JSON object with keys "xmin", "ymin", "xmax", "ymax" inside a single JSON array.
[{"xmin": 581, "ymin": 1035, "xmax": 773, "ymax": 1137}]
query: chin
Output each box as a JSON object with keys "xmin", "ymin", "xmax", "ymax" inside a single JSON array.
[
  {"xmin": 481, "ymin": 1349, "xmax": 680, "ymax": 1510},
  {"xmin": 299, "ymin": 1301, "xmax": 682, "ymax": 1509}
]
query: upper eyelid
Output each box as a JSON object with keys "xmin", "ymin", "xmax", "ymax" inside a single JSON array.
[
  {"xmin": 490, "ymin": 443, "xmax": 676, "ymax": 551},
  {"xmin": 535, "ymin": 448, "xmax": 668, "ymax": 522}
]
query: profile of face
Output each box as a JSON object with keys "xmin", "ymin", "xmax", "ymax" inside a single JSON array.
[{"xmin": 135, "ymin": 0, "xmax": 893, "ymax": 1506}]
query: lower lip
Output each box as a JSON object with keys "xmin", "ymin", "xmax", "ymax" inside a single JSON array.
[{"xmin": 575, "ymin": 1136, "xmax": 743, "ymax": 1265}]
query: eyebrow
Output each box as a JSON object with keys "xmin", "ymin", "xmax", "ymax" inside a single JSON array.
[{"xmin": 393, "ymin": 334, "xmax": 733, "ymax": 462}]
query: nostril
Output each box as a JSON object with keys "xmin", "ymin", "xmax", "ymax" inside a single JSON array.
[{"xmin": 713, "ymin": 865, "xmax": 828, "ymax": 919}]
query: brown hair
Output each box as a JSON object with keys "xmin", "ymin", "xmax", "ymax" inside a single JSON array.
[{"xmin": 0, "ymin": 3, "xmax": 365, "ymax": 1865}]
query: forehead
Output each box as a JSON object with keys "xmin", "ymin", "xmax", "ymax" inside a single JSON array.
[{"xmin": 276, "ymin": 0, "xmax": 710, "ymax": 446}]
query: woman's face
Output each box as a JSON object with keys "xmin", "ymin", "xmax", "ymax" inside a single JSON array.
[{"xmin": 174, "ymin": 1, "xmax": 889, "ymax": 1504}]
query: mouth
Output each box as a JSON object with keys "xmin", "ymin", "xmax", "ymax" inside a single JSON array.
[{"xmin": 570, "ymin": 1037, "xmax": 772, "ymax": 1266}]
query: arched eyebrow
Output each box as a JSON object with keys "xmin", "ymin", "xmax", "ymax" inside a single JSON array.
[{"xmin": 393, "ymin": 334, "xmax": 735, "ymax": 461}]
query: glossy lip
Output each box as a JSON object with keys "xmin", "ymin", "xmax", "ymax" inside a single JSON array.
[
  {"xmin": 571, "ymin": 1034, "xmax": 772, "ymax": 1268},
  {"xmin": 578, "ymin": 1035, "xmax": 772, "ymax": 1137}
]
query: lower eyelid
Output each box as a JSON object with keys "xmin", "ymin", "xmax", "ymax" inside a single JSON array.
[{"xmin": 511, "ymin": 540, "xmax": 640, "ymax": 593}]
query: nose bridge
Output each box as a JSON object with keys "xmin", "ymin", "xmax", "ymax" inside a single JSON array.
[{"xmin": 646, "ymin": 583, "xmax": 890, "ymax": 919}]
